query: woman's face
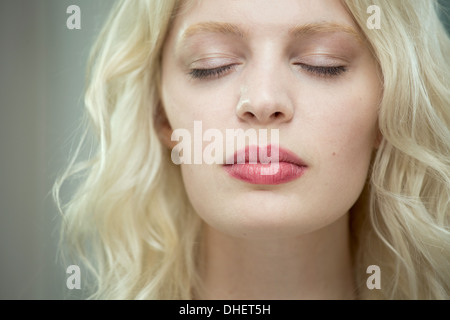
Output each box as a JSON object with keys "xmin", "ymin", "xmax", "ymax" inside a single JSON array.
[{"xmin": 161, "ymin": 0, "xmax": 381, "ymax": 238}]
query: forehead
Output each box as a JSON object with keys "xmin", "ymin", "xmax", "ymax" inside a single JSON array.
[{"xmin": 171, "ymin": 0, "xmax": 357, "ymax": 39}]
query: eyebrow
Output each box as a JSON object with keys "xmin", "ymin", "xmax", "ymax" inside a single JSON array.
[
  {"xmin": 289, "ymin": 22, "xmax": 362, "ymax": 42},
  {"xmin": 182, "ymin": 22, "xmax": 246, "ymax": 39},
  {"xmin": 180, "ymin": 21, "xmax": 362, "ymax": 42}
]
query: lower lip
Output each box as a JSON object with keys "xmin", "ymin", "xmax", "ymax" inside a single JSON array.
[{"xmin": 223, "ymin": 162, "xmax": 307, "ymax": 185}]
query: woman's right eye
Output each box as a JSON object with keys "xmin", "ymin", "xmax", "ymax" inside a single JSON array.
[{"xmin": 188, "ymin": 64, "xmax": 236, "ymax": 79}]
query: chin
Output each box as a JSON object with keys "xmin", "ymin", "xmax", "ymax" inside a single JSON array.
[{"xmin": 200, "ymin": 204, "xmax": 333, "ymax": 239}]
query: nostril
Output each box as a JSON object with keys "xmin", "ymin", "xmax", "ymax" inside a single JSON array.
[
  {"xmin": 272, "ymin": 111, "xmax": 282, "ymax": 118},
  {"xmin": 244, "ymin": 111, "xmax": 255, "ymax": 119}
]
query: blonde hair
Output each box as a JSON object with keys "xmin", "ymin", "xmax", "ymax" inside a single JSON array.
[{"xmin": 54, "ymin": 0, "xmax": 450, "ymax": 299}]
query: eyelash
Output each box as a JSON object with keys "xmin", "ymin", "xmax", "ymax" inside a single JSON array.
[
  {"xmin": 296, "ymin": 64, "xmax": 347, "ymax": 77},
  {"xmin": 189, "ymin": 65, "xmax": 235, "ymax": 79},
  {"xmin": 188, "ymin": 63, "xmax": 347, "ymax": 79}
]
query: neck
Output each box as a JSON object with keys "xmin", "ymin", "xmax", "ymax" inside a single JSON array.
[{"xmin": 198, "ymin": 213, "xmax": 356, "ymax": 300}]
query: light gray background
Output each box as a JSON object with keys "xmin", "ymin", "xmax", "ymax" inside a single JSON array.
[
  {"xmin": 0, "ymin": 0, "xmax": 115, "ymax": 299},
  {"xmin": 0, "ymin": 0, "xmax": 449, "ymax": 300}
]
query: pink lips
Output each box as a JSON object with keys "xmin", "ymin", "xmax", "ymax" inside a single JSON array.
[{"xmin": 223, "ymin": 145, "xmax": 307, "ymax": 185}]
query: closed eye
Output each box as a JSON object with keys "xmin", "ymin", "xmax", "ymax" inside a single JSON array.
[
  {"xmin": 188, "ymin": 65, "xmax": 236, "ymax": 79},
  {"xmin": 296, "ymin": 63, "xmax": 347, "ymax": 77}
]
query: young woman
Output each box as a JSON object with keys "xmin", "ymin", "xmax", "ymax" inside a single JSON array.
[{"xmin": 55, "ymin": 0, "xmax": 450, "ymax": 299}]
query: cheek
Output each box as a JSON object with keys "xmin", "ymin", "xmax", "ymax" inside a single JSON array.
[
  {"xmin": 162, "ymin": 78, "xmax": 237, "ymax": 132},
  {"xmin": 320, "ymin": 100, "xmax": 378, "ymax": 158},
  {"xmin": 179, "ymin": 163, "xmax": 232, "ymax": 231},
  {"xmin": 325, "ymin": 113, "xmax": 376, "ymax": 182},
  {"xmin": 305, "ymin": 88, "xmax": 379, "ymax": 210},
  {"xmin": 303, "ymin": 69, "xmax": 380, "ymax": 164}
]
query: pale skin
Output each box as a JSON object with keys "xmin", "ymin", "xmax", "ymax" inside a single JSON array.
[{"xmin": 160, "ymin": 0, "xmax": 382, "ymax": 299}]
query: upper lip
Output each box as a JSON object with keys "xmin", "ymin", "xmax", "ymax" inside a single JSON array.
[{"xmin": 224, "ymin": 145, "xmax": 307, "ymax": 166}]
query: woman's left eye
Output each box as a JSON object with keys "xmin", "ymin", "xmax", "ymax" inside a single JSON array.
[{"xmin": 296, "ymin": 63, "xmax": 347, "ymax": 77}]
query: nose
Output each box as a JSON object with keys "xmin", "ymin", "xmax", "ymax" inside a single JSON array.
[{"xmin": 236, "ymin": 63, "xmax": 294, "ymax": 126}]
